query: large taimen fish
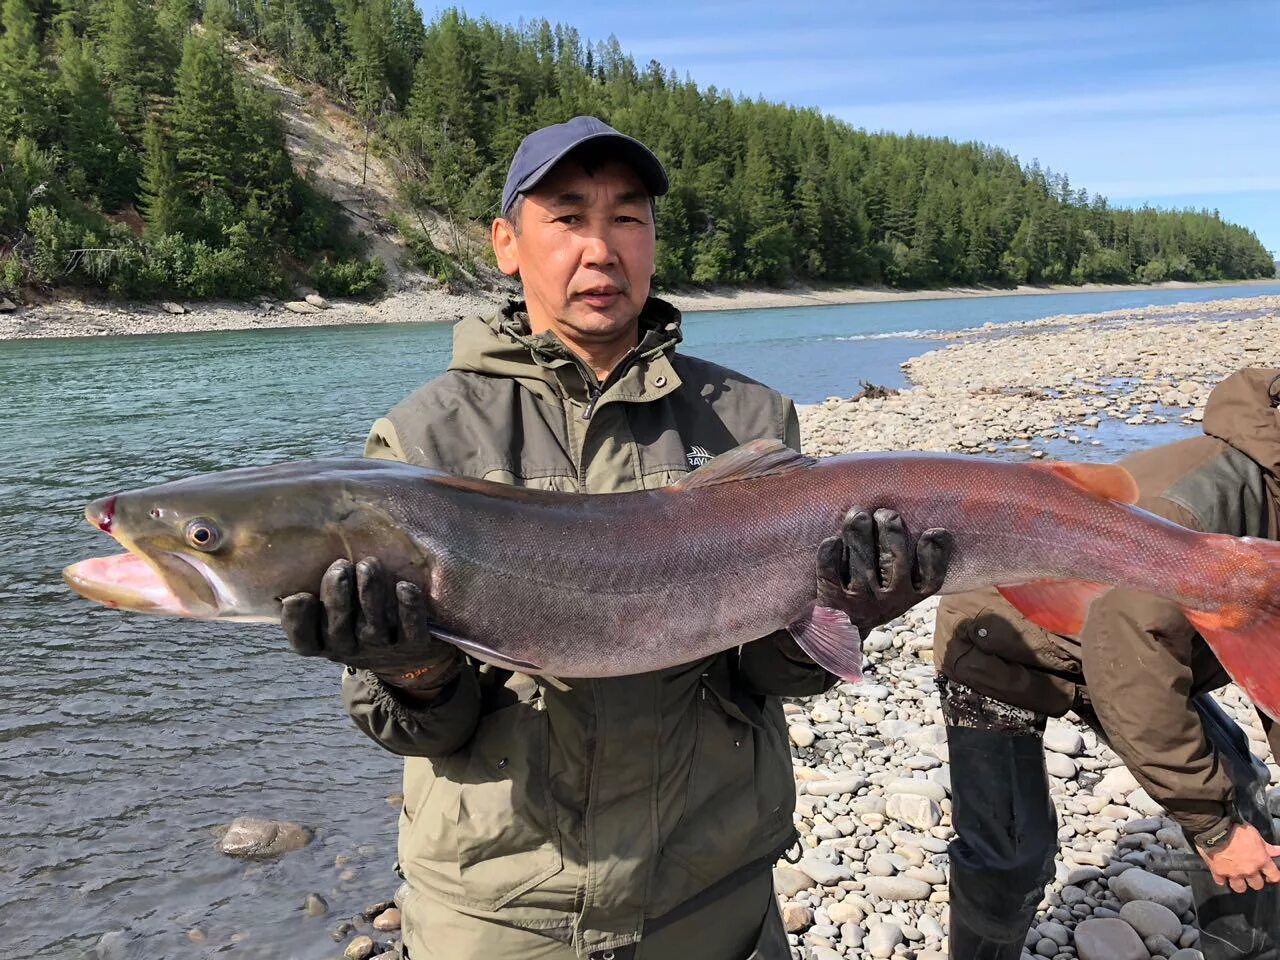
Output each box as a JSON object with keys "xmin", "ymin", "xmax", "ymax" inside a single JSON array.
[{"xmin": 63, "ymin": 440, "xmax": 1280, "ymax": 718}]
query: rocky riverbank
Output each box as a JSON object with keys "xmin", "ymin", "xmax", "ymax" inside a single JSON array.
[
  {"xmin": 799, "ymin": 294, "xmax": 1280, "ymax": 458},
  {"xmin": 3, "ymin": 281, "xmax": 1275, "ymax": 341},
  {"xmin": 777, "ymin": 294, "xmax": 1280, "ymax": 960},
  {"xmin": 0, "ymin": 288, "xmax": 500, "ymax": 341},
  {"xmin": 771, "ymin": 598, "xmax": 1274, "ymax": 960}
]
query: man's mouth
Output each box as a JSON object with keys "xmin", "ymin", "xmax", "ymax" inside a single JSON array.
[{"xmin": 575, "ymin": 286, "xmax": 623, "ymax": 307}]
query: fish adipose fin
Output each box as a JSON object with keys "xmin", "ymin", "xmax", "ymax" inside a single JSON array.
[
  {"xmin": 1181, "ymin": 536, "xmax": 1280, "ymax": 723},
  {"xmin": 426, "ymin": 623, "xmax": 544, "ymax": 674},
  {"xmin": 787, "ymin": 605, "xmax": 863, "ymax": 682},
  {"xmin": 673, "ymin": 439, "xmax": 817, "ymax": 490},
  {"xmin": 997, "ymin": 579, "xmax": 1110, "ymax": 636},
  {"xmin": 1030, "ymin": 461, "xmax": 1139, "ymax": 504}
]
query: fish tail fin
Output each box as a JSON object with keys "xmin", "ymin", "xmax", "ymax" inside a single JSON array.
[{"xmin": 1182, "ymin": 536, "xmax": 1280, "ymax": 722}]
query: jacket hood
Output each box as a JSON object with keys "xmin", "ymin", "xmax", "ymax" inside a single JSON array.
[
  {"xmin": 447, "ymin": 297, "xmax": 683, "ymax": 390},
  {"xmin": 1203, "ymin": 367, "xmax": 1280, "ymax": 480}
]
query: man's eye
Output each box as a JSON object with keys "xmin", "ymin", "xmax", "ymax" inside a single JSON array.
[{"xmin": 556, "ymin": 215, "xmax": 581, "ymax": 224}]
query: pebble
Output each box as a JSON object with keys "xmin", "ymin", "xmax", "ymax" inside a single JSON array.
[
  {"xmin": 864, "ymin": 921, "xmax": 903, "ymax": 958},
  {"xmin": 1045, "ymin": 726, "xmax": 1086, "ymax": 756},
  {"xmin": 789, "ymin": 724, "xmax": 816, "ymax": 747},
  {"xmin": 1109, "ymin": 869, "xmax": 1194, "ymax": 914},
  {"xmin": 861, "ymin": 876, "xmax": 932, "ymax": 901},
  {"xmin": 216, "ymin": 816, "xmax": 311, "ymax": 858},
  {"xmin": 773, "ymin": 865, "xmax": 814, "ymax": 896},
  {"xmin": 781, "ymin": 903, "xmax": 813, "ymax": 933},
  {"xmin": 1118, "ymin": 899, "xmax": 1182, "ymax": 941},
  {"xmin": 885, "ymin": 793, "xmax": 942, "ymax": 829},
  {"xmin": 344, "ymin": 936, "xmax": 377, "ymax": 960},
  {"xmin": 302, "ymin": 892, "xmax": 328, "ymax": 917},
  {"xmin": 795, "ymin": 858, "xmax": 853, "ymax": 885}
]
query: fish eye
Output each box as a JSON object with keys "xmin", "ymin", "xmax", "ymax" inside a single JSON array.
[{"xmin": 184, "ymin": 518, "xmax": 222, "ymax": 551}]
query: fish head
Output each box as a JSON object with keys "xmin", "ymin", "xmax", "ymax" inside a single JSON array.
[{"xmin": 63, "ymin": 460, "xmax": 416, "ymax": 622}]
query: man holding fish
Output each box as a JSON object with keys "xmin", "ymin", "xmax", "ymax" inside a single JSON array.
[
  {"xmin": 934, "ymin": 368, "xmax": 1280, "ymax": 960},
  {"xmin": 281, "ymin": 117, "xmax": 954, "ymax": 959},
  {"xmin": 63, "ymin": 121, "xmax": 1280, "ymax": 960}
]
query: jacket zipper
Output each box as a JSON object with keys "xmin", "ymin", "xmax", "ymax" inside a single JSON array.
[
  {"xmin": 577, "ymin": 347, "xmax": 640, "ymax": 421},
  {"xmin": 582, "ymin": 381, "xmax": 602, "ymax": 421}
]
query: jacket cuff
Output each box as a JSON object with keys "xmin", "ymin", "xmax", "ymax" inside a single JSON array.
[
  {"xmin": 737, "ymin": 630, "xmax": 836, "ymax": 698},
  {"xmin": 341, "ymin": 664, "xmax": 481, "ymax": 757},
  {"xmin": 1191, "ymin": 814, "xmax": 1235, "ymax": 851},
  {"xmin": 348, "ymin": 666, "xmax": 460, "ymax": 722}
]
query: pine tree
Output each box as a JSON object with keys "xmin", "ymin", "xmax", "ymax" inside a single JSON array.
[
  {"xmin": 57, "ymin": 37, "xmax": 136, "ymax": 207},
  {"xmin": 339, "ymin": 0, "xmax": 390, "ymax": 183},
  {"xmin": 98, "ymin": 0, "xmax": 165, "ymax": 137},
  {"xmin": 170, "ymin": 32, "xmax": 240, "ymax": 195},
  {"xmin": 155, "ymin": 0, "xmax": 194, "ymax": 73},
  {"xmin": 0, "ymin": 0, "xmax": 51, "ymax": 139},
  {"xmin": 138, "ymin": 115, "xmax": 182, "ymax": 236}
]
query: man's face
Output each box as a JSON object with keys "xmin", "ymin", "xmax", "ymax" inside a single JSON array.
[{"xmin": 491, "ymin": 159, "xmax": 656, "ymax": 348}]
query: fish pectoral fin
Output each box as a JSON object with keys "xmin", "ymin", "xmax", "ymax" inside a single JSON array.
[
  {"xmin": 426, "ymin": 623, "xmax": 544, "ymax": 674},
  {"xmin": 996, "ymin": 579, "xmax": 1110, "ymax": 637},
  {"xmin": 672, "ymin": 439, "xmax": 817, "ymax": 490},
  {"xmin": 787, "ymin": 605, "xmax": 863, "ymax": 682},
  {"xmin": 1031, "ymin": 461, "xmax": 1139, "ymax": 504}
]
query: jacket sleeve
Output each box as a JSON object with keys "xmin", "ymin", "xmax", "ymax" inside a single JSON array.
[
  {"xmin": 335, "ymin": 414, "xmax": 483, "ymax": 758},
  {"xmin": 737, "ymin": 399, "xmax": 840, "ymax": 697},
  {"xmin": 342, "ymin": 666, "xmax": 483, "ymax": 757},
  {"xmin": 1080, "ymin": 586, "xmax": 1235, "ymax": 841}
]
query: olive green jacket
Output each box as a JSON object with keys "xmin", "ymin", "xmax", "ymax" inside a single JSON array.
[
  {"xmin": 342, "ymin": 298, "xmax": 832, "ymax": 957},
  {"xmin": 935, "ymin": 367, "xmax": 1280, "ymax": 842}
]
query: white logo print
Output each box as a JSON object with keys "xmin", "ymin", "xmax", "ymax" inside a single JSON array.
[{"xmin": 686, "ymin": 445, "xmax": 714, "ymax": 469}]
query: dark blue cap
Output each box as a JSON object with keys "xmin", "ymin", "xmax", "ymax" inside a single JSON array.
[{"xmin": 500, "ymin": 115, "xmax": 669, "ymax": 217}]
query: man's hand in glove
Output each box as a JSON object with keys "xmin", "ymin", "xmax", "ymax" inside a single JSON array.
[
  {"xmin": 281, "ymin": 558, "xmax": 462, "ymax": 702},
  {"xmin": 816, "ymin": 507, "xmax": 953, "ymax": 636}
]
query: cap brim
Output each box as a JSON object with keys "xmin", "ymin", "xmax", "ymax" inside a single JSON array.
[{"xmin": 508, "ymin": 132, "xmax": 669, "ymax": 211}]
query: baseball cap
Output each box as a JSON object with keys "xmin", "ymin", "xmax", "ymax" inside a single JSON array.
[{"xmin": 500, "ymin": 115, "xmax": 669, "ymax": 216}]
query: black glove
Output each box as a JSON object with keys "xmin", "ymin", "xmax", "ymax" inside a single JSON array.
[
  {"xmin": 281, "ymin": 557, "xmax": 462, "ymax": 698},
  {"xmin": 816, "ymin": 507, "xmax": 953, "ymax": 636}
]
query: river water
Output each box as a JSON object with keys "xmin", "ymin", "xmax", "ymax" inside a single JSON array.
[{"xmin": 2, "ymin": 281, "xmax": 1278, "ymax": 958}]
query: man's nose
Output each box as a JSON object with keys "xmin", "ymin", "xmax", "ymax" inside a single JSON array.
[{"xmin": 581, "ymin": 231, "xmax": 617, "ymax": 267}]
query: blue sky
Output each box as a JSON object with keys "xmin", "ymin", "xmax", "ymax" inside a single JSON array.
[{"xmin": 419, "ymin": 0, "xmax": 1280, "ymax": 256}]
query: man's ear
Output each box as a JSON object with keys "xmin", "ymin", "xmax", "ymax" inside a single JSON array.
[{"xmin": 491, "ymin": 218, "xmax": 519, "ymax": 277}]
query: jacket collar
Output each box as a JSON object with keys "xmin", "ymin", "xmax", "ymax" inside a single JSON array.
[{"xmin": 449, "ymin": 296, "xmax": 685, "ymax": 407}]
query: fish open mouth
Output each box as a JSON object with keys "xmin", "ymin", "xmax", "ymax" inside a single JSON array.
[
  {"xmin": 63, "ymin": 552, "xmax": 190, "ymax": 615},
  {"xmin": 63, "ymin": 500, "xmax": 219, "ymax": 618}
]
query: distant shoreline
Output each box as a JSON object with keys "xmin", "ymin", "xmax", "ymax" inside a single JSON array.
[
  {"xmin": 663, "ymin": 277, "xmax": 1280, "ymax": 313},
  {"xmin": 1, "ymin": 277, "xmax": 1276, "ymax": 341}
]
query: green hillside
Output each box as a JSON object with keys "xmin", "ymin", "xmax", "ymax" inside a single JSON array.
[{"xmin": 0, "ymin": 1, "xmax": 1273, "ymax": 301}]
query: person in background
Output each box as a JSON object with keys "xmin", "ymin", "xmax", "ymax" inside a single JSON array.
[
  {"xmin": 934, "ymin": 367, "xmax": 1280, "ymax": 960},
  {"xmin": 281, "ymin": 115, "xmax": 954, "ymax": 959}
]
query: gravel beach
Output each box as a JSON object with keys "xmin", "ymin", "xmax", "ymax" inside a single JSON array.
[
  {"xmin": 2, "ymin": 280, "xmax": 1274, "ymax": 341},
  {"xmin": 776, "ymin": 293, "xmax": 1280, "ymax": 960}
]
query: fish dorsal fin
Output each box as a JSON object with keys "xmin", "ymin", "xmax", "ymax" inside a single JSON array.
[
  {"xmin": 1031, "ymin": 461, "xmax": 1139, "ymax": 504},
  {"xmin": 672, "ymin": 439, "xmax": 816, "ymax": 490}
]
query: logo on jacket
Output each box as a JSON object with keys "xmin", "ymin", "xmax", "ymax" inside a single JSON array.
[{"xmin": 686, "ymin": 445, "xmax": 714, "ymax": 469}]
